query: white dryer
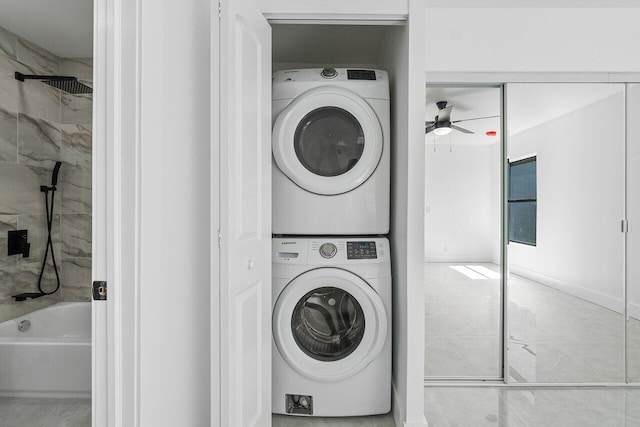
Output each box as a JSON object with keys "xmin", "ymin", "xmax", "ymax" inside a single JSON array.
[
  {"xmin": 272, "ymin": 68, "xmax": 390, "ymax": 235},
  {"xmin": 272, "ymin": 237, "xmax": 391, "ymax": 417}
]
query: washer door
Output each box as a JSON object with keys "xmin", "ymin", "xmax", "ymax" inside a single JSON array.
[
  {"xmin": 272, "ymin": 86, "xmax": 384, "ymax": 195},
  {"xmin": 273, "ymin": 268, "xmax": 387, "ymax": 382}
]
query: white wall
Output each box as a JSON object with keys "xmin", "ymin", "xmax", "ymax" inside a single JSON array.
[
  {"xmin": 424, "ymin": 142, "xmax": 500, "ymax": 263},
  {"xmin": 424, "ymin": 8, "xmax": 640, "ymax": 73},
  {"xmin": 136, "ymin": 0, "xmax": 211, "ymax": 425},
  {"xmin": 508, "ymin": 85, "xmax": 625, "ymax": 313},
  {"xmin": 377, "ymin": 0, "xmax": 427, "ymax": 424}
]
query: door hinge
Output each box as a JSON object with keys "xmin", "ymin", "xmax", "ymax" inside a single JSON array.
[
  {"xmin": 621, "ymin": 220, "xmax": 630, "ymax": 234},
  {"xmin": 218, "ymin": 0, "xmax": 221, "ymax": 18},
  {"xmin": 218, "ymin": 230, "xmax": 222, "ymax": 248},
  {"xmin": 92, "ymin": 281, "xmax": 107, "ymax": 301}
]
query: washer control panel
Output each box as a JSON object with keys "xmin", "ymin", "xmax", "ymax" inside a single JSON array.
[
  {"xmin": 346, "ymin": 241, "xmax": 377, "ymax": 259},
  {"xmin": 273, "ymin": 238, "xmax": 388, "ymax": 264}
]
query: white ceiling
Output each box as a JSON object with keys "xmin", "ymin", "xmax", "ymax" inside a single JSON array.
[
  {"xmin": 0, "ymin": 0, "xmax": 93, "ymax": 58},
  {"xmin": 426, "ymin": 84, "xmax": 625, "ymax": 145},
  {"xmin": 507, "ymin": 84, "xmax": 624, "ymax": 135},
  {"xmin": 425, "ymin": 86, "xmax": 502, "ymax": 146}
]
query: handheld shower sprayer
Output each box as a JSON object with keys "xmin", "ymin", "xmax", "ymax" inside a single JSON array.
[
  {"xmin": 40, "ymin": 161, "xmax": 62, "ymax": 193},
  {"xmin": 51, "ymin": 161, "xmax": 62, "ymax": 188}
]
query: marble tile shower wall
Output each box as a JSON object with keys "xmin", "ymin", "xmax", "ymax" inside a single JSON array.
[{"xmin": 0, "ymin": 26, "xmax": 92, "ymax": 323}]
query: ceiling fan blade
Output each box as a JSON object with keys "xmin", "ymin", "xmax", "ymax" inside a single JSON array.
[
  {"xmin": 425, "ymin": 125, "xmax": 435, "ymax": 134},
  {"xmin": 437, "ymin": 106, "xmax": 453, "ymax": 123},
  {"xmin": 451, "ymin": 114, "xmax": 500, "ymax": 124},
  {"xmin": 451, "ymin": 124, "xmax": 474, "ymax": 134}
]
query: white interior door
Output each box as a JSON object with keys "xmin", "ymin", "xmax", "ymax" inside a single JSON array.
[{"xmin": 218, "ymin": 0, "xmax": 272, "ymax": 425}]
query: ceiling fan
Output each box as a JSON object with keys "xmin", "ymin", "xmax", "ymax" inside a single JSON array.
[{"xmin": 425, "ymin": 101, "xmax": 499, "ymax": 136}]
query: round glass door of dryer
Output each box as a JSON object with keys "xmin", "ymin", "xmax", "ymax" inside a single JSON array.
[
  {"xmin": 272, "ymin": 268, "xmax": 387, "ymax": 382},
  {"xmin": 272, "ymin": 86, "xmax": 383, "ymax": 195},
  {"xmin": 294, "ymin": 107, "xmax": 364, "ymax": 177}
]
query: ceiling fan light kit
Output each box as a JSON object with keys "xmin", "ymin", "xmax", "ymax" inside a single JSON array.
[
  {"xmin": 425, "ymin": 100, "xmax": 499, "ymax": 136},
  {"xmin": 433, "ymin": 124, "xmax": 452, "ymax": 136}
]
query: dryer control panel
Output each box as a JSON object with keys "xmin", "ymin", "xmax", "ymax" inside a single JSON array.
[
  {"xmin": 346, "ymin": 241, "xmax": 377, "ymax": 259},
  {"xmin": 347, "ymin": 69, "xmax": 376, "ymax": 80}
]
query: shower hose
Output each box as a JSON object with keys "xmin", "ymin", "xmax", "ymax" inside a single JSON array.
[{"xmin": 37, "ymin": 187, "xmax": 61, "ymax": 295}]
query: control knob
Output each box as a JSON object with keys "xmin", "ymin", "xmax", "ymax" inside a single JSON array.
[
  {"xmin": 321, "ymin": 68, "xmax": 338, "ymax": 79},
  {"xmin": 319, "ymin": 243, "xmax": 337, "ymax": 258}
]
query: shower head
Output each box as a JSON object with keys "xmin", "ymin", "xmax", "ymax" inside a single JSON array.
[
  {"xmin": 15, "ymin": 72, "xmax": 93, "ymax": 94},
  {"xmin": 44, "ymin": 79, "xmax": 93, "ymax": 94},
  {"xmin": 51, "ymin": 162, "xmax": 62, "ymax": 187}
]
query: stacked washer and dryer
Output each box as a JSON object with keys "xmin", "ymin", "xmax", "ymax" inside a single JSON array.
[{"xmin": 271, "ymin": 68, "xmax": 392, "ymax": 417}]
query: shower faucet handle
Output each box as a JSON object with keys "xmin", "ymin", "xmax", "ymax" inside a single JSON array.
[
  {"xmin": 22, "ymin": 242, "xmax": 30, "ymax": 258},
  {"xmin": 8, "ymin": 230, "xmax": 30, "ymax": 258}
]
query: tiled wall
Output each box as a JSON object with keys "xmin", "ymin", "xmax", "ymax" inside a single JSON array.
[{"xmin": 0, "ymin": 26, "xmax": 92, "ymax": 323}]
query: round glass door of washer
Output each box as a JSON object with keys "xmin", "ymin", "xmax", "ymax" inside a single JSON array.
[
  {"xmin": 272, "ymin": 86, "xmax": 384, "ymax": 195},
  {"xmin": 292, "ymin": 286, "xmax": 365, "ymax": 361},
  {"xmin": 273, "ymin": 268, "xmax": 387, "ymax": 382}
]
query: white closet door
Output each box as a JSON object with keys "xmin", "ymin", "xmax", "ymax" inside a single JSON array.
[{"xmin": 218, "ymin": 0, "xmax": 272, "ymax": 425}]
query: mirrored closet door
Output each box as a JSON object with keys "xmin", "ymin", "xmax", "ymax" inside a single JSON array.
[
  {"xmin": 424, "ymin": 86, "xmax": 503, "ymax": 379},
  {"xmin": 505, "ymin": 83, "xmax": 626, "ymax": 383},
  {"xmin": 627, "ymin": 83, "xmax": 640, "ymax": 384}
]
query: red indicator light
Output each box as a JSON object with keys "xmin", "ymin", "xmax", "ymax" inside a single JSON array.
[{"xmin": 486, "ymin": 131, "xmax": 497, "ymax": 136}]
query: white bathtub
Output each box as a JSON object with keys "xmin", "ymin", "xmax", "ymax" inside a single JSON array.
[{"xmin": 0, "ymin": 302, "xmax": 91, "ymax": 398}]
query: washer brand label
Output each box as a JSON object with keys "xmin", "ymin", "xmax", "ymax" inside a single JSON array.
[{"xmin": 281, "ymin": 241, "xmax": 296, "ymax": 245}]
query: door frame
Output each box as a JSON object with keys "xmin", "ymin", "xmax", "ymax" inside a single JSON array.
[
  {"xmin": 93, "ymin": 0, "xmax": 141, "ymax": 425},
  {"xmin": 267, "ymin": 6, "xmax": 427, "ymax": 426},
  {"xmin": 210, "ymin": 1, "xmax": 220, "ymax": 424}
]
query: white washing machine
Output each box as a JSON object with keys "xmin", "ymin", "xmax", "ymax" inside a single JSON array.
[
  {"xmin": 272, "ymin": 237, "xmax": 391, "ymax": 417},
  {"xmin": 272, "ymin": 68, "xmax": 390, "ymax": 235}
]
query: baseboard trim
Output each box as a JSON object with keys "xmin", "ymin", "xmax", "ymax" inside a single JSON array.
[
  {"xmin": 424, "ymin": 257, "xmax": 495, "ymax": 263},
  {"xmin": 629, "ymin": 302, "xmax": 640, "ymax": 321},
  {"xmin": 404, "ymin": 418, "xmax": 429, "ymax": 427},
  {"xmin": 509, "ymin": 265, "xmax": 624, "ymax": 314},
  {"xmin": 391, "ymin": 382, "xmax": 428, "ymax": 427}
]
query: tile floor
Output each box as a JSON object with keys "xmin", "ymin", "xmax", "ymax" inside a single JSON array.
[
  {"xmin": 424, "ymin": 386, "xmax": 640, "ymax": 427},
  {"xmin": 0, "ymin": 397, "xmax": 90, "ymax": 427},
  {"xmin": 425, "ymin": 262, "xmax": 640, "ymax": 383},
  {"xmin": 272, "ymin": 413, "xmax": 395, "ymax": 426},
  {"xmin": 424, "ymin": 263, "xmax": 501, "ymax": 378},
  {"xmin": 508, "ymin": 271, "xmax": 625, "ymax": 383},
  {"xmin": 3, "ymin": 389, "xmax": 640, "ymax": 426}
]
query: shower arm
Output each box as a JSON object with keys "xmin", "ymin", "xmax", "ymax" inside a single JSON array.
[{"xmin": 15, "ymin": 72, "xmax": 77, "ymax": 83}]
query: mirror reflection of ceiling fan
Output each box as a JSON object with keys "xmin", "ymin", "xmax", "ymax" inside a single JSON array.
[{"xmin": 425, "ymin": 101, "xmax": 499, "ymax": 136}]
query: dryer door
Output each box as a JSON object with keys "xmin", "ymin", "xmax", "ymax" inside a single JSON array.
[
  {"xmin": 272, "ymin": 86, "xmax": 384, "ymax": 195},
  {"xmin": 272, "ymin": 268, "xmax": 387, "ymax": 382}
]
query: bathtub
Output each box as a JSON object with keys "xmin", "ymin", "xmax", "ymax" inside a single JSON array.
[{"xmin": 0, "ymin": 302, "xmax": 91, "ymax": 398}]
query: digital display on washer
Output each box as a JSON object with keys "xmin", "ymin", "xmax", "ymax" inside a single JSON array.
[
  {"xmin": 347, "ymin": 241, "xmax": 377, "ymax": 259},
  {"xmin": 347, "ymin": 69, "xmax": 376, "ymax": 80}
]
